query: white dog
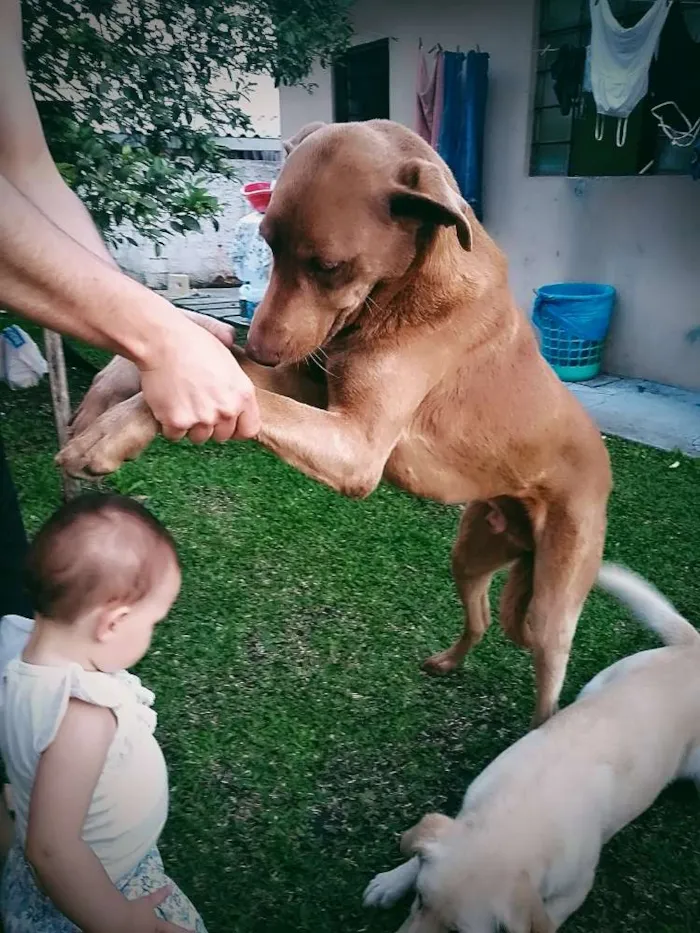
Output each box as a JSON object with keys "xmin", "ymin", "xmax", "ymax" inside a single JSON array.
[{"xmin": 364, "ymin": 564, "xmax": 700, "ymax": 932}]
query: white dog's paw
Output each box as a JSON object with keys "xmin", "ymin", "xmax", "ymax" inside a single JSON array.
[{"xmin": 363, "ymin": 866, "xmax": 413, "ymax": 909}]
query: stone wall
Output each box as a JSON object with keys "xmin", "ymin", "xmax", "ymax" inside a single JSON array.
[{"xmin": 112, "ymin": 159, "xmax": 280, "ymax": 289}]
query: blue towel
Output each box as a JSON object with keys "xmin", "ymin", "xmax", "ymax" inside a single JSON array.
[{"xmin": 437, "ymin": 50, "xmax": 489, "ymax": 221}]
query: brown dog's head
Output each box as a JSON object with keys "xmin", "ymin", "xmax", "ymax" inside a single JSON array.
[{"xmin": 246, "ymin": 120, "xmax": 473, "ymax": 366}]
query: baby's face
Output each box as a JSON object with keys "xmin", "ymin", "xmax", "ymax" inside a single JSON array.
[{"xmin": 101, "ymin": 558, "xmax": 182, "ymax": 671}]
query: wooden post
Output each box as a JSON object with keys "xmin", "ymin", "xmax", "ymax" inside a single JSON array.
[{"xmin": 43, "ymin": 329, "xmax": 81, "ymax": 501}]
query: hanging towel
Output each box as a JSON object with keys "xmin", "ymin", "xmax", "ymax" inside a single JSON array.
[
  {"xmin": 461, "ymin": 50, "xmax": 489, "ymax": 221},
  {"xmin": 589, "ymin": 0, "xmax": 669, "ymax": 119},
  {"xmin": 437, "ymin": 50, "xmax": 489, "ymax": 222},
  {"xmin": 416, "ymin": 49, "xmax": 445, "ymax": 147},
  {"xmin": 551, "ymin": 45, "xmax": 587, "ymax": 117},
  {"xmin": 649, "ymin": 0, "xmax": 700, "ymax": 137}
]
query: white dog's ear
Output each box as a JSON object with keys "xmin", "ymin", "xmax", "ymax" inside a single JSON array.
[
  {"xmin": 283, "ymin": 121, "xmax": 327, "ymax": 156},
  {"xmin": 400, "ymin": 813, "xmax": 455, "ymax": 857}
]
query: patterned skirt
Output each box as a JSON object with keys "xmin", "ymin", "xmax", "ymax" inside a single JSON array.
[{"xmin": 1, "ymin": 842, "xmax": 208, "ymax": 932}]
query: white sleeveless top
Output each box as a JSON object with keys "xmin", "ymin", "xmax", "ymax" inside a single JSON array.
[
  {"xmin": 0, "ymin": 661, "xmax": 168, "ymax": 883},
  {"xmin": 589, "ymin": 0, "xmax": 670, "ymax": 119}
]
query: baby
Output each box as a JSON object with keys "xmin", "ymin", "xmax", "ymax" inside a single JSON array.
[{"xmin": 0, "ymin": 493, "xmax": 206, "ymax": 933}]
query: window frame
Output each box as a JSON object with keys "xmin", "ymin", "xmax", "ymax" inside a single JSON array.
[
  {"xmin": 530, "ymin": 0, "xmax": 700, "ymax": 177},
  {"xmin": 332, "ymin": 38, "xmax": 391, "ymax": 124}
]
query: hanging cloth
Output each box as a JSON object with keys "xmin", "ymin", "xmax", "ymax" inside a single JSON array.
[
  {"xmin": 589, "ymin": 0, "xmax": 670, "ymax": 144},
  {"xmin": 437, "ymin": 50, "xmax": 489, "ymax": 222},
  {"xmin": 550, "ymin": 45, "xmax": 586, "ymax": 117},
  {"xmin": 415, "ymin": 48, "xmax": 445, "ymax": 148},
  {"xmin": 649, "ymin": 0, "xmax": 700, "ymax": 143}
]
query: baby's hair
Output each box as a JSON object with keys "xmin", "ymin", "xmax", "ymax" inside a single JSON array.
[{"xmin": 25, "ymin": 493, "xmax": 179, "ymax": 623}]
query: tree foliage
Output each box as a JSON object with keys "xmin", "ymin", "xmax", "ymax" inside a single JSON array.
[{"xmin": 22, "ymin": 0, "xmax": 352, "ymax": 247}]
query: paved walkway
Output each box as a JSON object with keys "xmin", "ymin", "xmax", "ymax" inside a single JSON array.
[
  {"xmin": 170, "ymin": 289, "xmax": 700, "ymax": 458},
  {"xmin": 569, "ymin": 375, "xmax": 700, "ymax": 458}
]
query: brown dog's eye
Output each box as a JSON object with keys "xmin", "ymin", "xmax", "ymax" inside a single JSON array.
[{"xmin": 310, "ymin": 258, "xmax": 343, "ymax": 274}]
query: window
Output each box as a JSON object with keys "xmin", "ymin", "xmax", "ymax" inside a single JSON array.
[
  {"xmin": 531, "ymin": 0, "xmax": 700, "ymax": 176},
  {"xmin": 333, "ymin": 39, "xmax": 390, "ymax": 123}
]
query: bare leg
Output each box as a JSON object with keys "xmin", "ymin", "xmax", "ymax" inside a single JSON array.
[
  {"xmin": 422, "ymin": 501, "xmax": 528, "ymax": 675},
  {"xmin": 0, "ymin": 787, "xmax": 15, "ymax": 867}
]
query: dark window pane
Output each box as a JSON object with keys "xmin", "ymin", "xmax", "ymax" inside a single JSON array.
[
  {"xmin": 531, "ymin": 143, "xmax": 570, "ymax": 175},
  {"xmin": 537, "ymin": 106, "xmax": 573, "ymax": 143},
  {"xmin": 541, "ymin": 0, "xmax": 584, "ymax": 32},
  {"xmin": 333, "ymin": 39, "xmax": 390, "ymax": 123}
]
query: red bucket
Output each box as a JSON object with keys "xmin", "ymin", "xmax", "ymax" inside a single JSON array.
[{"xmin": 242, "ymin": 181, "xmax": 272, "ymax": 213}]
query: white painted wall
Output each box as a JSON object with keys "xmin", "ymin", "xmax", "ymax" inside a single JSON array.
[
  {"xmin": 112, "ymin": 159, "xmax": 279, "ymax": 288},
  {"xmin": 279, "ymin": 0, "xmax": 700, "ymax": 391},
  {"xmin": 112, "ymin": 76, "xmax": 281, "ymax": 288}
]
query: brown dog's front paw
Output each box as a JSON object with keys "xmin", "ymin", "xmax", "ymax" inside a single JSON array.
[
  {"xmin": 57, "ymin": 427, "xmax": 129, "ymax": 479},
  {"xmin": 421, "ymin": 649, "xmax": 462, "ymax": 676},
  {"xmin": 69, "ymin": 392, "xmax": 112, "ymax": 441},
  {"xmin": 57, "ymin": 394, "xmax": 158, "ymax": 478},
  {"xmin": 69, "ymin": 356, "xmax": 143, "ymax": 439}
]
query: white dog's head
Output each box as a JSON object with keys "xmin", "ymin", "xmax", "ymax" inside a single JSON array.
[{"xmin": 397, "ymin": 813, "xmax": 555, "ymax": 933}]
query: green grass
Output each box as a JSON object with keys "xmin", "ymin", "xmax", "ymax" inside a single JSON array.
[{"xmin": 2, "ymin": 325, "xmax": 700, "ymax": 932}]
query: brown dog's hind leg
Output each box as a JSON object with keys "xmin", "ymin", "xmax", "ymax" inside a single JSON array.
[
  {"xmin": 57, "ymin": 392, "xmax": 158, "ymax": 478},
  {"xmin": 526, "ymin": 500, "xmax": 606, "ymax": 728},
  {"xmin": 422, "ymin": 499, "xmax": 530, "ymax": 675}
]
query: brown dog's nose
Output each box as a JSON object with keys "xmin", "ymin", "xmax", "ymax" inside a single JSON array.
[{"xmin": 244, "ymin": 334, "xmax": 282, "ymax": 367}]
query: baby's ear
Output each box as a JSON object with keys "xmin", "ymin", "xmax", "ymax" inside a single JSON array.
[
  {"xmin": 95, "ymin": 605, "xmax": 129, "ymax": 643},
  {"xmin": 400, "ymin": 813, "xmax": 455, "ymax": 857}
]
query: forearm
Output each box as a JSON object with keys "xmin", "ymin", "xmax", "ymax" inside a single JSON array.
[
  {"xmin": 0, "ymin": 173, "xmax": 188, "ymax": 367},
  {"xmin": 0, "ymin": 0, "xmax": 116, "ymax": 268},
  {"xmin": 8, "ymin": 157, "xmax": 118, "ymax": 267},
  {"xmin": 28, "ymin": 837, "xmax": 129, "ymax": 933}
]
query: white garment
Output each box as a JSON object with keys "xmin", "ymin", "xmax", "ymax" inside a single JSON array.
[
  {"xmin": 589, "ymin": 0, "xmax": 670, "ymax": 118},
  {"xmin": 0, "ymin": 616, "xmax": 32, "ymax": 677},
  {"xmin": 0, "ymin": 661, "xmax": 168, "ymax": 883},
  {"xmin": 230, "ymin": 210, "xmax": 272, "ymax": 304}
]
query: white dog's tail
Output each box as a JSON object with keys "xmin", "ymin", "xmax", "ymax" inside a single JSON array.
[{"xmin": 597, "ymin": 563, "xmax": 699, "ymax": 648}]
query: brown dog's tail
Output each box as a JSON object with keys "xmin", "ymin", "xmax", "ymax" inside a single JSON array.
[{"xmin": 597, "ymin": 563, "xmax": 699, "ymax": 648}]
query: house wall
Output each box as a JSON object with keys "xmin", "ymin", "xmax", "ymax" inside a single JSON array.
[{"xmin": 279, "ymin": 0, "xmax": 700, "ymax": 391}]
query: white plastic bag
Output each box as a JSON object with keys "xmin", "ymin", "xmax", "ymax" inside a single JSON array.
[{"xmin": 0, "ymin": 325, "xmax": 48, "ymax": 390}]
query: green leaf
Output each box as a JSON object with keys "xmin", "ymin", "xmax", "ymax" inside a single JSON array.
[
  {"xmin": 22, "ymin": 0, "xmax": 351, "ymax": 245},
  {"xmin": 180, "ymin": 215, "xmax": 202, "ymax": 232}
]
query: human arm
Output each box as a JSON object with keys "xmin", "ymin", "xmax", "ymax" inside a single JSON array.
[
  {"xmin": 26, "ymin": 699, "xmax": 188, "ymax": 933},
  {"xmin": 0, "ymin": 0, "xmax": 260, "ymax": 443}
]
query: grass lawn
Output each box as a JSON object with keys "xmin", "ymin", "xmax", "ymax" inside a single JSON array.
[{"xmin": 2, "ymin": 325, "xmax": 700, "ymax": 932}]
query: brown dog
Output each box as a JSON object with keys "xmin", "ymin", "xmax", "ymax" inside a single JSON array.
[{"xmin": 58, "ymin": 120, "xmax": 611, "ymax": 725}]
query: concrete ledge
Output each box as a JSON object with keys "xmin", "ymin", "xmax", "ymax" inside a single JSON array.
[{"xmin": 568, "ymin": 377, "xmax": 700, "ymax": 457}]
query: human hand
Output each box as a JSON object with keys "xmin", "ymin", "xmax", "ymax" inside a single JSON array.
[
  {"xmin": 114, "ymin": 886, "xmax": 192, "ymax": 933},
  {"xmin": 140, "ymin": 314, "xmax": 260, "ymax": 444},
  {"xmin": 180, "ymin": 309, "xmax": 236, "ymax": 349}
]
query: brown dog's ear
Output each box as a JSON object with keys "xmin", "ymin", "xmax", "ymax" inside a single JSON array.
[
  {"xmin": 283, "ymin": 121, "xmax": 327, "ymax": 156},
  {"xmin": 390, "ymin": 158, "xmax": 473, "ymax": 251},
  {"xmin": 400, "ymin": 813, "xmax": 455, "ymax": 857}
]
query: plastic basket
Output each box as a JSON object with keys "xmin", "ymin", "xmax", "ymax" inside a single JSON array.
[{"xmin": 532, "ymin": 283, "xmax": 615, "ymax": 382}]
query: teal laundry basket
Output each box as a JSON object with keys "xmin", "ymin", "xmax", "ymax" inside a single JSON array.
[{"xmin": 532, "ymin": 283, "xmax": 616, "ymax": 382}]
